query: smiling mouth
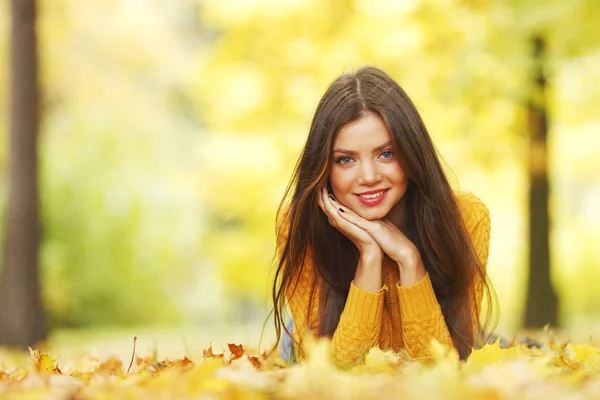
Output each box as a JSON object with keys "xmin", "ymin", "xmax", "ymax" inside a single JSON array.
[{"xmin": 356, "ymin": 190, "xmax": 388, "ymax": 199}]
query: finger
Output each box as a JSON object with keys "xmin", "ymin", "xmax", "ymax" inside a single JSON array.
[
  {"xmin": 326, "ymin": 195, "xmax": 360, "ymax": 219},
  {"xmin": 339, "ymin": 212, "xmax": 394, "ymax": 249},
  {"xmin": 328, "ymin": 198, "xmax": 362, "ymax": 220},
  {"xmin": 323, "ymin": 187, "xmax": 342, "ymax": 216},
  {"xmin": 323, "ymin": 192, "xmax": 370, "ymax": 234},
  {"xmin": 325, "ymin": 192, "xmax": 344, "ymax": 209},
  {"xmin": 337, "ymin": 206, "xmax": 379, "ymax": 232}
]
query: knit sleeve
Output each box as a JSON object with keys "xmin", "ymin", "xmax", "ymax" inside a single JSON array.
[
  {"xmin": 397, "ymin": 272, "xmax": 453, "ymax": 359},
  {"xmin": 397, "ymin": 192, "xmax": 491, "ymax": 359},
  {"xmin": 286, "ymin": 252, "xmax": 385, "ymax": 369}
]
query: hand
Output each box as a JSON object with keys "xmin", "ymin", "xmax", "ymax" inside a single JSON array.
[
  {"xmin": 331, "ymin": 198, "xmax": 422, "ymax": 271},
  {"xmin": 318, "ymin": 187, "xmax": 381, "ymax": 259}
]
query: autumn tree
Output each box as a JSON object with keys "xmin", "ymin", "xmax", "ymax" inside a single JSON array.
[
  {"xmin": 194, "ymin": 0, "xmax": 600, "ymax": 327},
  {"xmin": 0, "ymin": 0, "xmax": 45, "ymax": 347},
  {"xmin": 469, "ymin": 0, "xmax": 600, "ymax": 329},
  {"xmin": 398, "ymin": 0, "xmax": 600, "ymax": 329},
  {"xmin": 523, "ymin": 35, "xmax": 558, "ymax": 328}
]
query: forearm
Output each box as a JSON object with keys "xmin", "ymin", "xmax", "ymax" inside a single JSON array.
[
  {"xmin": 397, "ymin": 273, "xmax": 453, "ymax": 359},
  {"xmin": 288, "ymin": 250, "xmax": 385, "ymax": 368},
  {"xmin": 397, "ymin": 248, "xmax": 426, "ymax": 287},
  {"xmin": 353, "ymin": 251, "xmax": 383, "ymax": 293},
  {"xmin": 331, "ymin": 278, "xmax": 385, "ymax": 368},
  {"xmin": 328, "ymin": 251, "xmax": 385, "ymax": 368},
  {"xmin": 395, "ymin": 249, "xmax": 451, "ymax": 358}
]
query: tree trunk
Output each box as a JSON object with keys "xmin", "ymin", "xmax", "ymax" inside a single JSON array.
[
  {"xmin": 0, "ymin": 0, "xmax": 45, "ymax": 347},
  {"xmin": 523, "ymin": 35, "xmax": 559, "ymax": 329}
]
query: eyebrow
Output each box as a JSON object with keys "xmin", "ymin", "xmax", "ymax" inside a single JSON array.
[{"xmin": 333, "ymin": 140, "xmax": 392, "ymax": 156}]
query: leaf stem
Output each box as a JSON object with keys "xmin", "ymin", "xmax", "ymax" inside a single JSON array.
[{"xmin": 127, "ymin": 336, "xmax": 137, "ymax": 374}]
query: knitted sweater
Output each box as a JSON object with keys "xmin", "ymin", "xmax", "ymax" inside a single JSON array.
[{"xmin": 284, "ymin": 191, "xmax": 491, "ymax": 368}]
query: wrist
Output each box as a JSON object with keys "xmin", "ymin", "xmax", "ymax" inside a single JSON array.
[
  {"xmin": 397, "ymin": 248, "xmax": 426, "ymax": 287},
  {"xmin": 396, "ymin": 247, "xmax": 422, "ymax": 272},
  {"xmin": 360, "ymin": 246, "xmax": 383, "ymax": 264}
]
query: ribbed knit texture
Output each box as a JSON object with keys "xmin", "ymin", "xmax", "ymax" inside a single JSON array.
[{"xmin": 284, "ymin": 191, "xmax": 491, "ymax": 368}]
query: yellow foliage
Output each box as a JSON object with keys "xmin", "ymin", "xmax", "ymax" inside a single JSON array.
[
  {"xmin": 28, "ymin": 347, "xmax": 61, "ymax": 374},
  {"xmin": 0, "ymin": 333, "xmax": 599, "ymax": 398}
]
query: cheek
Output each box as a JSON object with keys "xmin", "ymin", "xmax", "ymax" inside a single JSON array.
[
  {"xmin": 329, "ymin": 170, "xmax": 352, "ymax": 195},
  {"xmin": 389, "ymin": 164, "xmax": 408, "ymax": 183}
]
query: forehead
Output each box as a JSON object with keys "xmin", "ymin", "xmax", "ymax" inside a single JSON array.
[{"xmin": 333, "ymin": 113, "xmax": 392, "ymax": 149}]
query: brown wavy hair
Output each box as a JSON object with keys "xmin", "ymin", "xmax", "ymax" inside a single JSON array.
[{"xmin": 267, "ymin": 66, "xmax": 498, "ymax": 361}]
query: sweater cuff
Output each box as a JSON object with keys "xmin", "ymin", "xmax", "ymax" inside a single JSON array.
[
  {"xmin": 342, "ymin": 280, "xmax": 385, "ymax": 326},
  {"xmin": 397, "ymin": 272, "xmax": 440, "ymax": 318}
]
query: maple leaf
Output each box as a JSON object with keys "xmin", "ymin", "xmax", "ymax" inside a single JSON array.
[
  {"xmin": 136, "ymin": 355, "xmax": 158, "ymax": 372},
  {"xmin": 5, "ymin": 328, "xmax": 600, "ymax": 398},
  {"xmin": 228, "ymin": 343, "xmax": 244, "ymax": 361},
  {"xmin": 247, "ymin": 355, "xmax": 262, "ymax": 369},
  {"xmin": 465, "ymin": 340, "xmax": 521, "ymax": 371},
  {"xmin": 96, "ymin": 356, "xmax": 124, "ymax": 376},
  {"xmin": 163, "ymin": 356, "xmax": 195, "ymax": 371},
  {"xmin": 570, "ymin": 343, "xmax": 600, "ymax": 363},
  {"xmin": 29, "ymin": 347, "xmax": 62, "ymax": 374},
  {"xmin": 360, "ymin": 346, "xmax": 407, "ymax": 374},
  {"xmin": 202, "ymin": 344, "xmax": 224, "ymax": 360},
  {"xmin": 0, "ymin": 368, "xmax": 28, "ymax": 384},
  {"xmin": 428, "ymin": 339, "xmax": 459, "ymax": 365}
]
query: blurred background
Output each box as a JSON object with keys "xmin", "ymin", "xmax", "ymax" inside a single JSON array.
[{"xmin": 0, "ymin": 0, "xmax": 599, "ymax": 359}]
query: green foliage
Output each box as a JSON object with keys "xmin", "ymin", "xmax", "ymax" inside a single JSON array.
[
  {"xmin": 34, "ymin": 1, "xmax": 203, "ymax": 328},
  {"xmin": 40, "ymin": 126, "xmax": 183, "ymax": 328},
  {"xmin": 194, "ymin": 0, "xmax": 600, "ymax": 331},
  {"xmin": 0, "ymin": 0, "xmax": 598, "ymax": 331}
]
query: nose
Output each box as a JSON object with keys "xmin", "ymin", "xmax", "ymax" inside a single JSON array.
[{"xmin": 357, "ymin": 160, "xmax": 381, "ymax": 185}]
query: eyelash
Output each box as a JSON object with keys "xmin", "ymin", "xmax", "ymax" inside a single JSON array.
[{"xmin": 335, "ymin": 150, "xmax": 394, "ymax": 165}]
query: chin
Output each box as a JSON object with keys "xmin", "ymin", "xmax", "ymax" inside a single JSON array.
[{"xmin": 356, "ymin": 208, "xmax": 389, "ymax": 221}]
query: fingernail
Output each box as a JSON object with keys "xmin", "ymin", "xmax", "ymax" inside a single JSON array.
[
  {"xmin": 328, "ymin": 195, "xmax": 334, "ymax": 201},
  {"xmin": 339, "ymin": 208, "xmax": 345, "ymax": 213}
]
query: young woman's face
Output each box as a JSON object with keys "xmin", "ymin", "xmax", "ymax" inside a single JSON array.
[{"xmin": 329, "ymin": 112, "xmax": 409, "ymax": 222}]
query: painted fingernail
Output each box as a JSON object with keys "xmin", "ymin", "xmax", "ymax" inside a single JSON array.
[
  {"xmin": 339, "ymin": 208, "xmax": 345, "ymax": 212},
  {"xmin": 328, "ymin": 195, "xmax": 335, "ymax": 201}
]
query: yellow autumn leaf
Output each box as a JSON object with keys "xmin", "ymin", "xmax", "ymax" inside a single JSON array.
[
  {"xmin": 361, "ymin": 346, "xmax": 403, "ymax": 374},
  {"xmin": 465, "ymin": 340, "xmax": 521, "ymax": 371},
  {"xmin": 29, "ymin": 347, "xmax": 61, "ymax": 374},
  {"xmin": 0, "ymin": 332, "xmax": 597, "ymax": 398},
  {"xmin": 570, "ymin": 343, "xmax": 600, "ymax": 363}
]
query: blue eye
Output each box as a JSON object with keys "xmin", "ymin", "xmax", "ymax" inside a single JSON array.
[
  {"xmin": 336, "ymin": 156, "xmax": 353, "ymax": 165},
  {"xmin": 380, "ymin": 150, "xmax": 393, "ymax": 159}
]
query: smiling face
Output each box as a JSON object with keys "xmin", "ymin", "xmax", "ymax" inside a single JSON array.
[{"xmin": 329, "ymin": 112, "xmax": 409, "ymax": 223}]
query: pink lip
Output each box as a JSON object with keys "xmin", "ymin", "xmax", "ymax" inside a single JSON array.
[
  {"xmin": 356, "ymin": 188, "xmax": 388, "ymax": 195},
  {"xmin": 356, "ymin": 189, "xmax": 388, "ymax": 206}
]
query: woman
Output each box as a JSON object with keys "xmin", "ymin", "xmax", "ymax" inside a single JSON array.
[{"xmin": 270, "ymin": 66, "xmax": 498, "ymax": 369}]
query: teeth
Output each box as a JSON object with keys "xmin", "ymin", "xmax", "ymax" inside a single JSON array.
[{"xmin": 361, "ymin": 191, "xmax": 385, "ymax": 199}]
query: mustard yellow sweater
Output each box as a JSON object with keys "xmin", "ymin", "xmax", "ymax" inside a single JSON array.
[{"xmin": 285, "ymin": 191, "xmax": 491, "ymax": 368}]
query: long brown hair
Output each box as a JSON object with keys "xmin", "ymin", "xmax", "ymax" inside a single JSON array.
[{"xmin": 269, "ymin": 66, "xmax": 497, "ymax": 361}]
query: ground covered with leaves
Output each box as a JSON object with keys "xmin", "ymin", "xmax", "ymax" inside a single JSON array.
[{"xmin": 1, "ymin": 333, "xmax": 600, "ymax": 399}]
